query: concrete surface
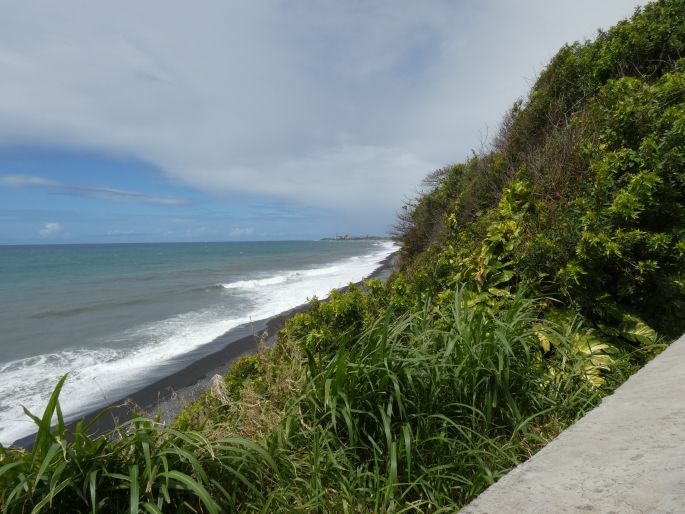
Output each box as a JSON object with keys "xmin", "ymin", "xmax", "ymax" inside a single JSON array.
[{"xmin": 462, "ymin": 334, "xmax": 685, "ymax": 513}]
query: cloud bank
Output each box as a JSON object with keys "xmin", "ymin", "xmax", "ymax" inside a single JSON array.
[
  {"xmin": 0, "ymin": 1, "xmax": 644, "ymax": 230},
  {"xmin": 0, "ymin": 174, "xmax": 186, "ymax": 205}
]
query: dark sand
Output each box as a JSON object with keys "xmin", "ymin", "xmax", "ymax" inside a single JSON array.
[{"xmin": 13, "ymin": 252, "xmax": 398, "ymax": 448}]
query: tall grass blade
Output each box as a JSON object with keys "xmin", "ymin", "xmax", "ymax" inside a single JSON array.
[{"xmin": 160, "ymin": 470, "xmax": 220, "ymax": 514}]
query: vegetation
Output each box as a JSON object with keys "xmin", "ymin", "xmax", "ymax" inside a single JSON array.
[{"xmin": 2, "ymin": 1, "xmax": 684, "ymax": 511}]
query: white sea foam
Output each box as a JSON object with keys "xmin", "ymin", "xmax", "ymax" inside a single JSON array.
[
  {"xmin": 0, "ymin": 312, "xmax": 250, "ymax": 445},
  {"xmin": 0, "ymin": 241, "xmax": 398, "ymax": 445},
  {"xmin": 221, "ymin": 264, "xmax": 342, "ymax": 290},
  {"xmin": 239, "ymin": 242, "xmax": 397, "ymax": 320}
]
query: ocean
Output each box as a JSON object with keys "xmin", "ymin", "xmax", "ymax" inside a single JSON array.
[{"xmin": 0, "ymin": 240, "xmax": 397, "ymax": 445}]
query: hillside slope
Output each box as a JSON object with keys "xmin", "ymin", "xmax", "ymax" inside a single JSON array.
[{"xmin": 2, "ymin": 1, "xmax": 684, "ymax": 512}]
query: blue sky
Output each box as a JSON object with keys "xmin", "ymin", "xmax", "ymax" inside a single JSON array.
[
  {"xmin": 0, "ymin": 146, "xmax": 327, "ymax": 243},
  {"xmin": 0, "ymin": 1, "xmax": 644, "ymax": 244}
]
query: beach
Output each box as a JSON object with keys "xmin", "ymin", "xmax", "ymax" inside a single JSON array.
[{"xmin": 12, "ymin": 251, "xmax": 398, "ymax": 447}]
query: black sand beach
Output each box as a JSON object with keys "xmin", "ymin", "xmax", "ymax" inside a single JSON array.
[{"xmin": 13, "ymin": 252, "xmax": 398, "ymax": 448}]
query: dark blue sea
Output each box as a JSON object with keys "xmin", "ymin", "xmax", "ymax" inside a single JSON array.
[{"xmin": 0, "ymin": 240, "xmax": 397, "ymax": 444}]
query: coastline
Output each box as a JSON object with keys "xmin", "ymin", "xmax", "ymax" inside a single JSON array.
[{"xmin": 12, "ymin": 251, "xmax": 399, "ymax": 448}]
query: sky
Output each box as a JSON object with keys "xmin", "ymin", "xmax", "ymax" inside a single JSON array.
[{"xmin": 0, "ymin": 1, "xmax": 645, "ymax": 244}]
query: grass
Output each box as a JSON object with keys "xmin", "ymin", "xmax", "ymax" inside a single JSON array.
[
  {"xmin": 247, "ymin": 287, "xmax": 610, "ymax": 511},
  {"xmin": 1, "ymin": 287, "xmax": 629, "ymax": 512},
  {"xmin": 0, "ymin": 373, "xmax": 279, "ymax": 513}
]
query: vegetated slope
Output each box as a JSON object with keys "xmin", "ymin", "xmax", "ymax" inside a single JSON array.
[
  {"xmin": 2, "ymin": 1, "xmax": 684, "ymax": 512},
  {"xmin": 396, "ymin": 0, "xmax": 685, "ymax": 338}
]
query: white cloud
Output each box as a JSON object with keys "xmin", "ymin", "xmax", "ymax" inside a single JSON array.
[
  {"xmin": 0, "ymin": 175, "xmax": 55, "ymax": 187},
  {"xmin": 228, "ymin": 227, "xmax": 255, "ymax": 237},
  {"xmin": 38, "ymin": 222, "xmax": 63, "ymax": 237},
  {"xmin": 0, "ymin": 174, "xmax": 186, "ymax": 205},
  {"xmin": 0, "ymin": 1, "xmax": 644, "ymax": 229}
]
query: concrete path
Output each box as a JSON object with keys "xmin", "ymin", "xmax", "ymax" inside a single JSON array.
[{"xmin": 462, "ymin": 334, "xmax": 685, "ymax": 513}]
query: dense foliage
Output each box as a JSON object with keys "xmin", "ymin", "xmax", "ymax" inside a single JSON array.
[{"xmin": 2, "ymin": 1, "xmax": 684, "ymax": 511}]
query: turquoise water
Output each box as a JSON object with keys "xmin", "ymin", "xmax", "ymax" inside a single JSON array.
[{"xmin": 0, "ymin": 240, "xmax": 397, "ymax": 444}]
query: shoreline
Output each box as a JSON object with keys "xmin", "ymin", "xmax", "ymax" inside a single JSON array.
[{"xmin": 12, "ymin": 251, "xmax": 399, "ymax": 448}]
